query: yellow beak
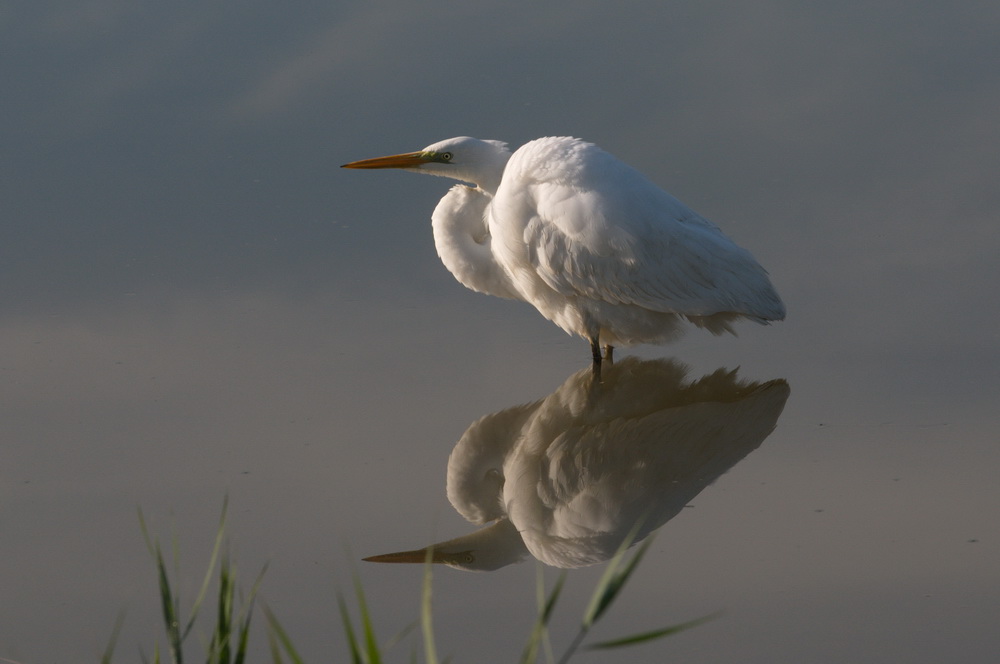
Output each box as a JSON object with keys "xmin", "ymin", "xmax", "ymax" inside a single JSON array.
[{"xmin": 341, "ymin": 152, "xmax": 432, "ymax": 169}]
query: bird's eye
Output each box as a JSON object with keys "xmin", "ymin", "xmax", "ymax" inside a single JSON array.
[{"xmin": 439, "ymin": 152, "xmax": 453, "ymax": 162}]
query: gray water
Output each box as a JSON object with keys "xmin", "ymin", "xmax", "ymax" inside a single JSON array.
[{"xmin": 3, "ymin": 2, "xmax": 999, "ymax": 662}]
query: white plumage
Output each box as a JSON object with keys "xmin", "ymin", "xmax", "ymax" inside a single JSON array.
[
  {"xmin": 363, "ymin": 357, "xmax": 790, "ymax": 570},
  {"xmin": 343, "ymin": 136, "xmax": 784, "ymax": 361}
]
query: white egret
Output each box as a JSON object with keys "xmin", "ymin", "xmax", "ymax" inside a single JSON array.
[
  {"xmin": 343, "ymin": 136, "xmax": 785, "ymax": 364},
  {"xmin": 364, "ymin": 358, "xmax": 790, "ymax": 571}
]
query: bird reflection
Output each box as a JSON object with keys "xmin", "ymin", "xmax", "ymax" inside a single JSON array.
[{"xmin": 365, "ymin": 357, "xmax": 789, "ymax": 571}]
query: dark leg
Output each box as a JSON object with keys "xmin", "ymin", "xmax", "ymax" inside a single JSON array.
[
  {"xmin": 590, "ymin": 336, "xmax": 603, "ymax": 380},
  {"xmin": 590, "ymin": 337, "xmax": 602, "ymax": 366},
  {"xmin": 604, "ymin": 345, "xmax": 614, "ymax": 364}
]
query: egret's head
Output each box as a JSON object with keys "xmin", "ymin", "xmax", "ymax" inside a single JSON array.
[{"xmin": 342, "ymin": 136, "xmax": 511, "ymax": 193}]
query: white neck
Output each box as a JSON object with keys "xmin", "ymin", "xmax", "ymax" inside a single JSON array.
[{"xmin": 431, "ymin": 185, "xmax": 521, "ymax": 300}]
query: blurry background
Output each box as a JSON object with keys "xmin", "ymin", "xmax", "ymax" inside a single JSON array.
[{"xmin": 2, "ymin": 1, "xmax": 998, "ymax": 662}]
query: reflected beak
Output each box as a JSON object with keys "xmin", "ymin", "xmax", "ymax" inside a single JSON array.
[
  {"xmin": 363, "ymin": 547, "xmax": 463, "ymax": 565},
  {"xmin": 363, "ymin": 548, "xmax": 435, "ymax": 564},
  {"xmin": 341, "ymin": 152, "xmax": 432, "ymax": 169}
]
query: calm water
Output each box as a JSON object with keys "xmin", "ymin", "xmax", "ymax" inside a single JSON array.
[{"xmin": 4, "ymin": 2, "xmax": 999, "ymax": 662}]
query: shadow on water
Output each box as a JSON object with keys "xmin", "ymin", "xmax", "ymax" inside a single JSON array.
[{"xmin": 365, "ymin": 356, "xmax": 789, "ymax": 571}]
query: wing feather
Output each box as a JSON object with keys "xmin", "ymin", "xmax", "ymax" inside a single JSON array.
[{"xmin": 494, "ymin": 138, "xmax": 784, "ymax": 320}]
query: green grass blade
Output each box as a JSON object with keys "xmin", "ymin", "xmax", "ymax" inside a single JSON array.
[
  {"xmin": 594, "ymin": 536, "xmax": 655, "ymax": 622},
  {"xmin": 232, "ymin": 608, "xmax": 253, "ymax": 664},
  {"xmin": 100, "ymin": 608, "xmax": 126, "ymax": 664},
  {"xmin": 266, "ymin": 626, "xmax": 285, "ymax": 664},
  {"xmin": 557, "ymin": 521, "xmax": 656, "ymax": 664},
  {"xmin": 139, "ymin": 501, "xmax": 233, "ymax": 664},
  {"xmin": 138, "ymin": 508, "xmax": 181, "ymax": 664},
  {"xmin": 380, "ymin": 619, "xmax": 418, "ymax": 653},
  {"xmin": 538, "ymin": 568, "xmax": 564, "ymax": 664},
  {"xmin": 336, "ymin": 590, "xmax": 366, "ymax": 664},
  {"xmin": 421, "ymin": 550, "xmax": 438, "ymax": 664},
  {"xmin": 139, "ymin": 508, "xmax": 181, "ymax": 663},
  {"xmin": 152, "ymin": 543, "xmax": 183, "ymax": 664},
  {"xmin": 209, "ymin": 553, "xmax": 235, "ymax": 664},
  {"xmin": 181, "ymin": 497, "xmax": 229, "ymax": 642},
  {"xmin": 540, "ymin": 571, "xmax": 566, "ymax": 625},
  {"xmin": 351, "ymin": 575, "xmax": 383, "ymax": 664},
  {"xmin": 587, "ymin": 611, "xmax": 721, "ymax": 650},
  {"xmin": 232, "ymin": 563, "xmax": 267, "ymax": 664},
  {"xmin": 263, "ymin": 604, "xmax": 306, "ymax": 664},
  {"xmin": 138, "ymin": 507, "xmax": 156, "ymax": 557},
  {"xmin": 582, "ymin": 528, "xmax": 654, "ymax": 628},
  {"xmin": 520, "ymin": 568, "xmax": 566, "ymax": 664}
]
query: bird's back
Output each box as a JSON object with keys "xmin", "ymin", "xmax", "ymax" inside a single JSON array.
[{"xmin": 489, "ymin": 137, "xmax": 784, "ymax": 344}]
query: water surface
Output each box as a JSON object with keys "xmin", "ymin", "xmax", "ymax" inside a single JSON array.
[{"xmin": 3, "ymin": 2, "xmax": 998, "ymax": 662}]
